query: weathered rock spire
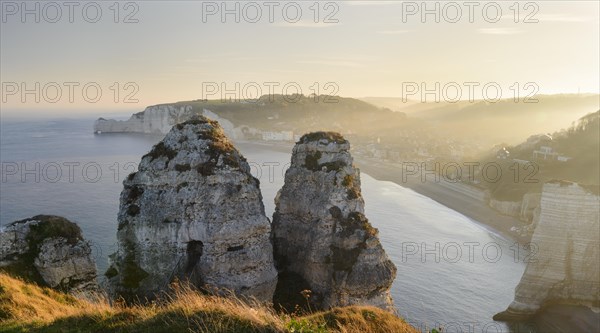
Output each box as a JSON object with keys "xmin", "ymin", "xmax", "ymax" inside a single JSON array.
[
  {"xmin": 106, "ymin": 116, "xmax": 277, "ymax": 302},
  {"xmin": 271, "ymin": 132, "xmax": 396, "ymax": 311}
]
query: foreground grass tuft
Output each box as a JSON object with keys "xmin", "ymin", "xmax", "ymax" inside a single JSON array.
[{"xmin": 0, "ymin": 273, "xmax": 417, "ymax": 333}]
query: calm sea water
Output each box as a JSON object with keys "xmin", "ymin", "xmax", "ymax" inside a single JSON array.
[{"xmin": 0, "ymin": 118, "xmax": 525, "ymax": 332}]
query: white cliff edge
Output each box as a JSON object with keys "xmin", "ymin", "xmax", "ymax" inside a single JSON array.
[
  {"xmin": 494, "ymin": 181, "xmax": 600, "ymax": 321},
  {"xmin": 94, "ymin": 105, "xmax": 238, "ymax": 139}
]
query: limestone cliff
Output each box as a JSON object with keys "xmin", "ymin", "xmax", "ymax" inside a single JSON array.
[
  {"xmin": 94, "ymin": 105, "xmax": 193, "ymax": 134},
  {"xmin": 0, "ymin": 215, "xmax": 98, "ymax": 296},
  {"xmin": 495, "ymin": 180, "xmax": 600, "ymax": 321},
  {"xmin": 106, "ymin": 116, "xmax": 277, "ymax": 302},
  {"xmin": 488, "ymin": 193, "xmax": 541, "ymax": 224},
  {"xmin": 93, "ymin": 105, "xmax": 238, "ymax": 138},
  {"xmin": 271, "ymin": 132, "xmax": 396, "ymax": 311}
]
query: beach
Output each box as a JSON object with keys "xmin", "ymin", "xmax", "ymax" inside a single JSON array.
[{"xmin": 354, "ymin": 157, "xmax": 531, "ymax": 245}]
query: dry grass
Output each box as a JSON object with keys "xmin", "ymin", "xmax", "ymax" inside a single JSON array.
[
  {"xmin": 0, "ymin": 273, "xmax": 418, "ymax": 333},
  {"xmin": 0, "ymin": 273, "xmax": 112, "ymax": 323},
  {"xmin": 304, "ymin": 306, "xmax": 418, "ymax": 333}
]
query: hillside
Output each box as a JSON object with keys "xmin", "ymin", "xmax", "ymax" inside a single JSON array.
[
  {"xmin": 166, "ymin": 94, "xmax": 408, "ymax": 135},
  {"xmin": 477, "ymin": 110, "xmax": 600, "ymax": 201},
  {"xmin": 0, "ymin": 273, "xmax": 418, "ymax": 333},
  {"xmin": 363, "ymin": 94, "xmax": 599, "ymax": 145}
]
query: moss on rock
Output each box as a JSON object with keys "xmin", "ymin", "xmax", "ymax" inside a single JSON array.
[
  {"xmin": 2, "ymin": 216, "xmax": 84, "ymax": 287},
  {"xmin": 299, "ymin": 132, "xmax": 348, "ymax": 144},
  {"xmin": 144, "ymin": 142, "xmax": 178, "ymax": 162}
]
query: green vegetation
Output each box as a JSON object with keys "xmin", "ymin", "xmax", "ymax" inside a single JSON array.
[
  {"xmin": 299, "ymin": 132, "xmax": 348, "ymax": 145},
  {"xmin": 144, "ymin": 141, "xmax": 178, "ymax": 162},
  {"xmin": 286, "ymin": 318, "xmax": 328, "ymax": 333},
  {"xmin": 174, "ymin": 163, "xmax": 191, "ymax": 172},
  {"xmin": 303, "ymin": 151, "xmax": 347, "ymax": 173},
  {"xmin": 24, "ymin": 216, "xmax": 83, "ymax": 245},
  {"xmin": 320, "ymin": 161, "xmax": 347, "ymax": 173},
  {"xmin": 0, "ymin": 216, "xmax": 83, "ymax": 288},
  {"xmin": 115, "ymin": 241, "xmax": 149, "ymax": 290},
  {"xmin": 0, "ymin": 273, "xmax": 418, "ymax": 333},
  {"xmin": 478, "ymin": 110, "xmax": 600, "ymax": 201},
  {"xmin": 124, "ymin": 185, "xmax": 144, "ymax": 204},
  {"xmin": 341, "ymin": 175, "xmax": 353, "ymax": 187},
  {"xmin": 188, "ymin": 123, "xmax": 243, "ymax": 175},
  {"xmin": 104, "ymin": 267, "xmax": 118, "ymax": 279},
  {"xmin": 174, "ymin": 116, "xmax": 218, "ymax": 130},
  {"xmin": 327, "ymin": 212, "xmax": 378, "ymax": 273},
  {"xmin": 304, "ymin": 151, "xmax": 322, "ymax": 171},
  {"xmin": 340, "ymin": 212, "xmax": 377, "ymax": 238},
  {"xmin": 165, "ymin": 94, "xmax": 407, "ymax": 137},
  {"xmin": 346, "ymin": 188, "xmax": 360, "ymax": 200}
]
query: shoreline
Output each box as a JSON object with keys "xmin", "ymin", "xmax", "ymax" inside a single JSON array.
[
  {"xmin": 235, "ymin": 140, "xmax": 531, "ymax": 245},
  {"xmin": 354, "ymin": 157, "xmax": 531, "ymax": 245}
]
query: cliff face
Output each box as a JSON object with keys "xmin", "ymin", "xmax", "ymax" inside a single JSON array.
[
  {"xmin": 488, "ymin": 193, "xmax": 541, "ymax": 224},
  {"xmin": 94, "ymin": 105, "xmax": 193, "ymax": 134},
  {"xmin": 489, "ymin": 199, "xmax": 522, "ymax": 217},
  {"xmin": 93, "ymin": 105, "xmax": 238, "ymax": 138},
  {"xmin": 106, "ymin": 117, "xmax": 277, "ymax": 302},
  {"xmin": 0, "ymin": 215, "xmax": 98, "ymax": 295},
  {"xmin": 495, "ymin": 181, "xmax": 600, "ymax": 321},
  {"xmin": 271, "ymin": 132, "xmax": 396, "ymax": 311},
  {"xmin": 520, "ymin": 193, "xmax": 541, "ymax": 223}
]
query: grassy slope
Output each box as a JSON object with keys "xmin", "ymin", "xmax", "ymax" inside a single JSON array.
[{"xmin": 0, "ymin": 273, "xmax": 418, "ymax": 333}]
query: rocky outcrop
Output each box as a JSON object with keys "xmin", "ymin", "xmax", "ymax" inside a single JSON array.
[
  {"xmin": 489, "ymin": 193, "xmax": 541, "ymax": 223},
  {"xmin": 106, "ymin": 116, "xmax": 277, "ymax": 302},
  {"xmin": 519, "ymin": 193, "xmax": 541, "ymax": 222},
  {"xmin": 0, "ymin": 215, "xmax": 98, "ymax": 295},
  {"xmin": 495, "ymin": 181, "xmax": 600, "ymax": 322},
  {"xmin": 94, "ymin": 105, "xmax": 239, "ymax": 139},
  {"xmin": 271, "ymin": 132, "xmax": 396, "ymax": 311},
  {"xmin": 489, "ymin": 199, "xmax": 522, "ymax": 217}
]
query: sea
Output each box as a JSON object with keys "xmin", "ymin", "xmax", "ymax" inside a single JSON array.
[{"xmin": 0, "ymin": 117, "xmax": 527, "ymax": 332}]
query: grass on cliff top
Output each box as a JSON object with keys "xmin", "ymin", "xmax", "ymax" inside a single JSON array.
[
  {"xmin": 299, "ymin": 132, "xmax": 348, "ymax": 144},
  {"xmin": 0, "ymin": 273, "xmax": 417, "ymax": 333}
]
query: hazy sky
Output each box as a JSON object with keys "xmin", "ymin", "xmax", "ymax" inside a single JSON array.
[{"xmin": 1, "ymin": 1, "xmax": 599, "ymax": 115}]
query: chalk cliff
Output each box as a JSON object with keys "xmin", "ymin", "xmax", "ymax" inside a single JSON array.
[
  {"xmin": 94, "ymin": 105, "xmax": 193, "ymax": 134},
  {"xmin": 488, "ymin": 193, "xmax": 541, "ymax": 224},
  {"xmin": 271, "ymin": 132, "xmax": 396, "ymax": 311},
  {"xmin": 495, "ymin": 181, "xmax": 600, "ymax": 321},
  {"xmin": 93, "ymin": 105, "xmax": 238, "ymax": 138},
  {"xmin": 105, "ymin": 116, "xmax": 277, "ymax": 302},
  {"xmin": 0, "ymin": 215, "xmax": 98, "ymax": 296}
]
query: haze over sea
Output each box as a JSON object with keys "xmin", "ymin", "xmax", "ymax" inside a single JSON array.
[{"xmin": 0, "ymin": 118, "xmax": 525, "ymax": 332}]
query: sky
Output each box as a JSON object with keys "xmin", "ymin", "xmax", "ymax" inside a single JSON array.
[{"xmin": 1, "ymin": 0, "xmax": 599, "ymax": 116}]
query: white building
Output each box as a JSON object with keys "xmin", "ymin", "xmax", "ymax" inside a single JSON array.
[{"xmin": 533, "ymin": 146, "xmax": 559, "ymax": 160}]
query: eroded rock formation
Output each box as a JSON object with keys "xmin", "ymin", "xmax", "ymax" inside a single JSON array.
[
  {"xmin": 495, "ymin": 180, "xmax": 600, "ymax": 322},
  {"xmin": 271, "ymin": 132, "xmax": 396, "ymax": 311},
  {"xmin": 0, "ymin": 215, "xmax": 98, "ymax": 295},
  {"xmin": 106, "ymin": 116, "xmax": 277, "ymax": 302}
]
